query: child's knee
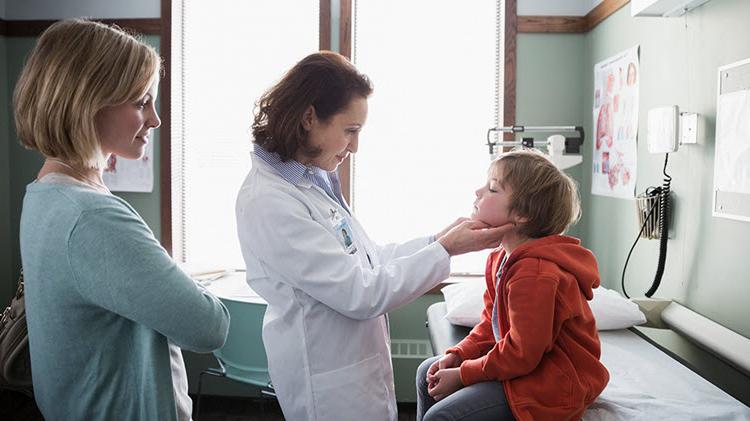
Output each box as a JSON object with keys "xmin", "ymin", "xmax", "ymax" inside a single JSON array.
[{"xmin": 422, "ymin": 408, "xmax": 452, "ymax": 421}]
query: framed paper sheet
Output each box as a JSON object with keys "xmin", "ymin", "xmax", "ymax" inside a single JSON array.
[
  {"xmin": 102, "ymin": 141, "xmax": 154, "ymax": 193},
  {"xmin": 713, "ymin": 57, "xmax": 750, "ymax": 222}
]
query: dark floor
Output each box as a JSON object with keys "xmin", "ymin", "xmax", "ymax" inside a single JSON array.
[
  {"xmin": 0, "ymin": 390, "xmax": 418, "ymax": 421},
  {"xmin": 195, "ymin": 395, "xmax": 285, "ymax": 421},
  {"xmin": 196, "ymin": 395, "xmax": 418, "ymax": 421},
  {"xmin": 0, "ymin": 390, "xmax": 43, "ymax": 421}
]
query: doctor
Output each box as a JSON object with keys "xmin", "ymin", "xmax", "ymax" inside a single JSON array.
[{"xmin": 236, "ymin": 51, "xmax": 511, "ymax": 421}]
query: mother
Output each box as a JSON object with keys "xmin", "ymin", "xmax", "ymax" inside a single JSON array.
[
  {"xmin": 16, "ymin": 19, "xmax": 229, "ymax": 420},
  {"xmin": 236, "ymin": 51, "xmax": 509, "ymax": 420}
]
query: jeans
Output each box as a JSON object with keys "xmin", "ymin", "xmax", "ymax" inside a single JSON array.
[{"xmin": 416, "ymin": 356, "xmax": 515, "ymax": 421}]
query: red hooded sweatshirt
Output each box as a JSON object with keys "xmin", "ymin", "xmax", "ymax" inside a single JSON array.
[{"xmin": 446, "ymin": 235, "xmax": 609, "ymax": 421}]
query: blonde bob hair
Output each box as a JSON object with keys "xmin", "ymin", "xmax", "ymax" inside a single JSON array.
[
  {"xmin": 13, "ymin": 19, "xmax": 162, "ymax": 169},
  {"xmin": 492, "ymin": 149, "xmax": 581, "ymax": 238}
]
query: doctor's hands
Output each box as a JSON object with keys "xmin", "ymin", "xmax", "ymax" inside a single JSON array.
[
  {"xmin": 437, "ymin": 220, "xmax": 514, "ymax": 256},
  {"xmin": 435, "ymin": 217, "xmax": 470, "ymax": 241}
]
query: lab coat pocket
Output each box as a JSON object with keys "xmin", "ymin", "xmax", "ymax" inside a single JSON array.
[{"xmin": 311, "ymin": 354, "xmax": 390, "ymax": 421}]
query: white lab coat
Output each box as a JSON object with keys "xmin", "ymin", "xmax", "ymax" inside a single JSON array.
[{"xmin": 236, "ymin": 155, "xmax": 450, "ymax": 421}]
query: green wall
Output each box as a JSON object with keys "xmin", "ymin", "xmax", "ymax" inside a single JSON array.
[
  {"xmin": 2, "ymin": 35, "xmax": 162, "ymax": 307},
  {"xmin": 581, "ymin": 0, "xmax": 750, "ymax": 400},
  {"xmin": 1, "ymin": 33, "xmax": 12, "ymax": 304},
  {"xmin": 516, "ymin": 33, "xmax": 587, "ymax": 238},
  {"xmin": 582, "ymin": 0, "xmax": 750, "ymax": 337},
  {"xmin": 515, "ymin": 0, "xmax": 750, "ymax": 403},
  {"xmin": 5, "ymin": 37, "xmax": 44, "ymax": 310},
  {"xmin": 516, "ymin": 4, "xmax": 750, "ymax": 341}
]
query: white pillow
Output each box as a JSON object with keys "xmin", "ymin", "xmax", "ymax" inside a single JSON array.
[
  {"xmin": 441, "ymin": 281, "xmax": 646, "ymax": 330},
  {"xmin": 589, "ymin": 287, "xmax": 647, "ymax": 330},
  {"xmin": 441, "ymin": 281, "xmax": 485, "ymax": 327}
]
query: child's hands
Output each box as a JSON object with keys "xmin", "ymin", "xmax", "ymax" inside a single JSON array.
[
  {"xmin": 427, "ymin": 367, "xmax": 464, "ymax": 401},
  {"xmin": 426, "ymin": 353, "xmax": 462, "ymax": 388}
]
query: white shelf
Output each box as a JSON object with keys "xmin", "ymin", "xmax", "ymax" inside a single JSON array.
[{"xmin": 631, "ymin": 0, "xmax": 712, "ymax": 17}]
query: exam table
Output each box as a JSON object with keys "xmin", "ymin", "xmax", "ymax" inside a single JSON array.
[{"xmin": 426, "ymin": 302, "xmax": 750, "ymax": 420}]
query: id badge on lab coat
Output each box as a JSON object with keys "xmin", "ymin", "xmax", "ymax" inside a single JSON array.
[{"xmin": 331, "ymin": 211, "xmax": 357, "ymax": 254}]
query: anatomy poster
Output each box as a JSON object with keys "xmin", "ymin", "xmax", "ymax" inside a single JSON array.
[
  {"xmin": 102, "ymin": 141, "xmax": 154, "ymax": 192},
  {"xmin": 592, "ymin": 46, "xmax": 639, "ymax": 199}
]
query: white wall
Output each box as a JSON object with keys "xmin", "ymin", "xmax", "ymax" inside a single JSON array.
[
  {"xmin": 4, "ymin": 0, "xmax": 159, "ymax": 19},
  {"xmin": 518, "ymin": 0, "xmax": 604, "ymax": 16},
  {"xmin": 0, "ymin": 0, "xmax": 6, "ymax": 19}
]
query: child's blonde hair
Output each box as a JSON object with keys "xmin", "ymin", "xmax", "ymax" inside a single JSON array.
[
  {"xmin": 492, "ymin": 149, "xmax": 581, "ymax": 238},
  {"xmin": 13, "ymin": 19, "xmax": 162, "ymax": 169}
]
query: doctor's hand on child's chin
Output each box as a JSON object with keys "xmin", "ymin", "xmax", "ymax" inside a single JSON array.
[
  {"xmin": 434, "ymin": 217, "xmax": 471, "ymax": 240},
  {"xmin": 437, "ymin": 220, "xmax": 515, "ymax": 256},
  {"xmin": 427, "ymin": 367, "xmax": 464, "ymax": 402}
]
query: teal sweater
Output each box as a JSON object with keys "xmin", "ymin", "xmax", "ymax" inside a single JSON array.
[{"xmin": 20, "ymin": 181, "xmax": 230, "ymax": 421}]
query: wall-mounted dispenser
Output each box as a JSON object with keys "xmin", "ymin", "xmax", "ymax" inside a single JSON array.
[
  {"xmin": 622, "ymin": 105, "xmax": 699, "ymax": 298},
  {"xmin": 647, "ymin": 105, "xmax": 702, "ymax": 153},
  {"xmin": 647, "ymin": 106, "xmax": 680, "ymax": 153}
]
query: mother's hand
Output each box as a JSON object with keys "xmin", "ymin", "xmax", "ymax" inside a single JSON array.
[{"xmin": 437, "ymin": 220, "xmax": 514, "ymax": 256}]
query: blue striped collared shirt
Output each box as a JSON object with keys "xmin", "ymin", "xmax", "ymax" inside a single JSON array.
[{"xmin": 253, "ymin": 144, "xmax": 350, "ymax": 213}]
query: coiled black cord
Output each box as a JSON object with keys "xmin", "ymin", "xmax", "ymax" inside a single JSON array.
[
  {"xmin": 621, "ymin": 154, "xmax": 671, "ymax": 299},
  {"xmin": 645, "ymin": 154, "xmax": 672, "ymax": 297}
]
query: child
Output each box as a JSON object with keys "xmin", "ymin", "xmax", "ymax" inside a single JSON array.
[{"xmin": 417, "ymin": 149, "xmax": 609, "ymax": 421}]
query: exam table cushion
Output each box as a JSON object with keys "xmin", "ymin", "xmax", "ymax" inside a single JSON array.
[
  {"xmin": 441, "ymin": 282, "xmax": 645, "ymax": 330},
  {"xmin": 585, "ymin": 329, "xmax": 750, "ymax": 420}
]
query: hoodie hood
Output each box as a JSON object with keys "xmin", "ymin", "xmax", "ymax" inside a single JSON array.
[{"xmin": 504, "ymin": 235, "xmax": 600, "ymax": 300}]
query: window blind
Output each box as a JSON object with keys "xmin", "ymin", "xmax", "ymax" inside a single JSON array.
[
  {"xmin": 351, "ymin": 0, "xmax": 504, "ymax": 274},
  {"xmin": 171, "ymin": 0, "xmax": 319, "ymax": 268}
]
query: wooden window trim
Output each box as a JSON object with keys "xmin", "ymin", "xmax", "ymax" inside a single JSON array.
[
  {"xmin": 160, "ymin": 0, "xmax": 173, "ymax": 254},
  {"xmin": 518, "ymin": 0, "xmax": 630, "ymax": 33},
  {"xmin": 320, "ymin": 0, "xmax": 332, "ymax": 51},
  {"xmin": 505, "ymin": 0, "xmax": 517, "ymax": 141},
  {"xmin": 585, "ymin": 0, "xmax": 630, "ymax": 31},
  {"xmin": 338, "ymin": 0, "xmax": 353, "ymax": 204},
  {"xmin": 517, "ymin": 16, "xmax": 588, "ymax": 33}
]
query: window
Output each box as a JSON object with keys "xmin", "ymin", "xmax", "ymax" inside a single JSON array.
[
  {"xmin": 170, "ymin": 0, "xmax": 321, "ymax": 268},
  {"xmin": 351, "ymin": 0, "xmax": 505, "ymax": 274}
]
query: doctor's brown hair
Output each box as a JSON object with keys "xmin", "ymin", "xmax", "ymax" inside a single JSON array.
[
  {"xmin": 492, "ymin": 149, "xmax": 581, "ymax": 238},
  {"xmin": 14, "ymin": 18, "xmax": 161, "ymax": 169},
  {"xmin": 252, "ymin": 51, "xmax": 373, "ymax": 161}
]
